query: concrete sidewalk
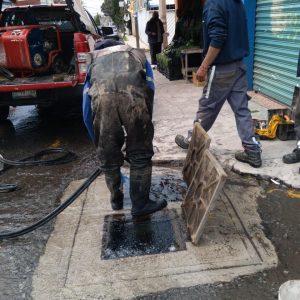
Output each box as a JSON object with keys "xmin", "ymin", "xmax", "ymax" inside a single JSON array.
[
  {"xmin": 152, "ymin": 71, "xmax": 300, "ymax": 188},
  {"xmin": 30, "ymin": 44, "xmax": 286, "ymax": 299},
  {"xmin": 126, "ymin": 35, "xmax": 149, "ymax": 51}
]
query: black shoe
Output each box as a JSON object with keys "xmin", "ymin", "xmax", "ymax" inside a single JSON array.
[
  {"xmin": 175, "ymin": 135, "xmax": 189, "ymax": 149},
  {"xmin": 235, "ymin": 150, "xmax": 262, "ymax": 168},
  {"xmin": 283, "ymin": 148, "xmax": 300, "ymax": 164},
  {"xmin": 105, "ymin": 170, "xmax": 124, "ymax": 211},
  {"xmin": 130, "ymin": 165, "xmax": 168, "ymax": 217},
  {"xmin": 175, "ymin": 130, "xmax": 192, "ymax": 149}
]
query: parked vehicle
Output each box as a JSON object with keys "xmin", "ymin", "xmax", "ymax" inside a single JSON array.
[
  {"xmin": 98, "ymin": 26, "xmax": 120, "ymax": 41},
  {"xmin": 0, "ymin": 0, "xmax": 101, "ymax": 119}
]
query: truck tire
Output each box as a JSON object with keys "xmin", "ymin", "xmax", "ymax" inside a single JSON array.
[{"xmin": 0, "ymin": 106, "xmax": 9, "ymax": 120}]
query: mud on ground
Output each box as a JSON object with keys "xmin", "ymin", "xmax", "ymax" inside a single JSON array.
[{"xmin": 138, "ymin": 173, "xmax": 300, "ymax": 300}]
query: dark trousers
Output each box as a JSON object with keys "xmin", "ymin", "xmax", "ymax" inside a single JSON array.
[
  {"xmin": 89, "ymin": 80, "xmax": 154, "ymax": 171},
  {"xmin": 195, "ymin": 60, "xmax": 260, "ymax": 152},
  {"xmin": 293, "ymin": 87, "xmax": 300, "ymax": 140},
  {"xmin": 149, "ymin": 42, "xmax": 162, "ymax": 65}
]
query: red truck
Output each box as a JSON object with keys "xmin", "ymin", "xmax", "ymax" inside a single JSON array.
[{"xmin": 0, "ymin": 0, "xmax": 100, "ymax": 120}]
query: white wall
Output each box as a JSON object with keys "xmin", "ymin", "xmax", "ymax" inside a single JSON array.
[{"xmin": 138, "ymin": 8, "xmax": 175, "ymax": 46}]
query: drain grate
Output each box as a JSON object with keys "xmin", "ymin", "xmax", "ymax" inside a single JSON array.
[{"xmin": 101, "ymin": 209, "xmax": 187, "ymax": 260}]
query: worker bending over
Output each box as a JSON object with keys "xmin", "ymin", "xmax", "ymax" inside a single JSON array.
[{"xmin": 83, "ymin": 44, "xmax": 167, "ymax": 217}]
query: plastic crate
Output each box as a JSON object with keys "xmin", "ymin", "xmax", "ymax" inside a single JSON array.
[{"xmin": 157, "ymin": 63, "xmax": 183, "ymax": 81}]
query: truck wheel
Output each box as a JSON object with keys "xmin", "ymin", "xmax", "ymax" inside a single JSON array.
[{"xmin": 0, "ymin": 106, "xmax": 9, "ymax": 120}]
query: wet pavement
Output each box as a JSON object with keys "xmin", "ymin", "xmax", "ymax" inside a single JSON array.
[
  {"xmin": 101, "ymin": 209, "xmax": 186, "ymax": 260},
  {"xmin": 138, "ymin": 178, "xmax": 300, "ymax": 300},
  {"xmin": 0, "ymin": 107, "xmax": 300, "ymax": 299},
  {"xmin": 0, "ymin": 106, "xmax": 98, "ymax": 299}
]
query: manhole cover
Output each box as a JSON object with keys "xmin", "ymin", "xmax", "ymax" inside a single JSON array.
[{"xmin": 101, "ymin": 209, "xmax": 187, "ymax": 260}]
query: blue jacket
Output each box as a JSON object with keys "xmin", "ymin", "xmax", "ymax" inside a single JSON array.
[{"xmin": 203, "ymin": 0, "xmax": 249, "ymax": 64}]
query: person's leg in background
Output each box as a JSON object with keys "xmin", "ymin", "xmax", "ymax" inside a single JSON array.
[
  {"xmin": 226, "ymin": 63, "xmax": 262, "ymax": 168},
  {"xmin": 155, "ymin": 42, "xmax": 162, "ymax": 60},
  {"xmin": 283, "ymin": 87, "xmax": 300, "ymax": 164},
  {"xmin": 149, "ymin": 43, "xmax": 156, "ymax": 65},
  {"xmin": 175, "ymin": 65, "xmax": 232, "ymax": 149}
]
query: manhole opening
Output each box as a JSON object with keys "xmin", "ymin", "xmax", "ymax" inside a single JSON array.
[{"xmin": 101, "ymin": 209, "xmax": 187, "ymax": 260}]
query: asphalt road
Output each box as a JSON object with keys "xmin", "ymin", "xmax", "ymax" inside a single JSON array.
[
  {"xmin": 0, "ymin": 106, "xmax": 98, "ymax": 299},
  {"xmin": 0, "ymin": 106, "xmax": 299, "ymax": 300}
]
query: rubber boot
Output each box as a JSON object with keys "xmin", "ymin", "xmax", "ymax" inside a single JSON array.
[
  {"xmin": 235, "ymin": 150, "xmax": 262, "ymax": 168},
  {"xmin": 104, "ymin": 170, "xmax": 124, "ymax": 210},
  {"xmin": 130, "ymin": 165, "xmax": 167, "ymax": 217}
]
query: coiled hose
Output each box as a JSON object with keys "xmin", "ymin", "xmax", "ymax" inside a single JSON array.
[
  {"xmin": 0, "ymin": 168, "xmax": 102, "ymax": 240},
  {"xmin": 0, "ymin": 148, "xmax": 77, "ymax": 192}
]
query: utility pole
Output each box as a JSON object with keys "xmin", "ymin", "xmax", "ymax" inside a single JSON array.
[
  {"xmin": 134, "ymin": 0, "xmax": 140, "ymax": 48},
  {"xmin": 159, "ymin": 0, "xmax": 168, "ymax": 49}
]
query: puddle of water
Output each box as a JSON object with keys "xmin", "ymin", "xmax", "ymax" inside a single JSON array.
[{"xmin": 101, "ymin": 209, "xmax": 187, "ymax": 260}]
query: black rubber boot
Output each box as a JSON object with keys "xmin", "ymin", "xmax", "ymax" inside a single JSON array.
[
  {"xmin": 175, "ymin": 130, "xmax": 192, "ymax": 150},
  {"xmin": 235, "ymin": 150, "xmax": 262, "ymax": 168},
  {"xmin": 283, "ymin": 147, "xmax": 300, "ymax": 164},
  {"xmin": 130, "ymin": 165, "xmax": 167, "ymax": 218},
  {"xmin": 104, "ymin": 170, "xmax": 124, "ymax": 210}
]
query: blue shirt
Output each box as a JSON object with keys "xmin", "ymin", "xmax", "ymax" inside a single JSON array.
[{"xmin": 203, "ymin": 0, "xmax": 249, "ymax": 64}]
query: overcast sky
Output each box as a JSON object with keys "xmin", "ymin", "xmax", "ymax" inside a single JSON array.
[{"xmin": 83, "ymin": 0, "xmax": 103, "ymax": 16}]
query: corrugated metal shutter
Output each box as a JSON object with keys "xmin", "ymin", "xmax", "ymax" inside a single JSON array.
[{"xmin": 253, "ymin": 0, "xmax": 300, "ymax": 105}]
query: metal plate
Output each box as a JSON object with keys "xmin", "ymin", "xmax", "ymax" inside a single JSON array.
[
  {"xmin": 182, "ymin": 123, "xmax": 211, "ymax": 186},
  {"xmin": 12, "ymin": 90, "xmax": 37, "ymax": 99},
  {"xmin": 182, "ymin": 150, "xmax": 227, "ymax": 245}
]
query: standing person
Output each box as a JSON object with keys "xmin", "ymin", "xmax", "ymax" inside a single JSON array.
[
  {"xmin": 83, "ymin": 44, "xmax": 167, "ymax": 217},
  {"xmin": 282, "ymin": 51, "xmax": 300, "ymax": 165},
  {"xmin": 175, "ymin": 0, "xmax": 262, "ymax": 168},
  {"xmin": 283, "ymin": 88, "xmax": 300, "ymax": 164},
  {"xmin": 145, "ymin": 11, "xmax": 164, "ymax": 65}
]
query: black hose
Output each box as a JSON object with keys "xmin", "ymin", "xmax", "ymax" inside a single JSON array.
[
  {"xmin": 0, "ymin": 148, "xmax": 77, "ymax": 168},
  {"xmin": 0, "ymin": 168, "xmax": 102, "ymax": 240},
  {"xmin": 0, "ymin": 184, "xmax": 19, "ymax": 193},
  {"xmin": 0, "ymin": 148, "xmax": 77, "ymax": 191}
]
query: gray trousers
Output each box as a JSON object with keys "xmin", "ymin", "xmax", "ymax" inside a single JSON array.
[{"xmin": 195, "ymin": 60, "xmax": 260, "ymax": 152}]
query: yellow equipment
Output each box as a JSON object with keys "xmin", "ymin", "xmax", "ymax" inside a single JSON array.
[{"xmin": 255, "ymin": 115, "xmax": 294, "ymax": 140}]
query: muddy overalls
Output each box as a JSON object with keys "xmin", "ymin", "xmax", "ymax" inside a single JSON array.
[{"xmin": 83, "ymin": 45, "xmax": 167, "ymax": 217}]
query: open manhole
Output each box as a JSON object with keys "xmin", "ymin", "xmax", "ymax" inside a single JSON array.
[{"xmin": 101, "ymin": 209, "xmax": 187, "ymax": 260}]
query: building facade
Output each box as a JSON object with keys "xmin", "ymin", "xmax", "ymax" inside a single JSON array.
[
  {"xmin": 173, "ymin": 0, "xmax": 300, "ymax": 106},
  {"xmin": 245, "ymin": 0, "xmax": 300, "ymax": 106},
  {"xmin": 135, "ymin": 0, "xmax": 176, "ymax": 46}
]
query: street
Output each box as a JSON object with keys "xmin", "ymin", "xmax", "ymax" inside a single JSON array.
[
  {"xmin": 0, "ymin": 0, "xmax": 300, "ymax": 298},
  {"xmin": 0, "ymin": 106, "xmax": 98, "ymax": 299},
  {"xmin": 0, "ymin": 106, "xmax": 299, "ymax": 299}
]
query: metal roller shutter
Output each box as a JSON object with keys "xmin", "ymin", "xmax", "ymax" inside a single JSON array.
[{"xmin": 254, "ymin": 0, "xmax": 300, "ymax": 105}]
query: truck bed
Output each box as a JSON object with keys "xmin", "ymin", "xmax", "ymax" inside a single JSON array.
[{"xmin": 0, "ymin": 73, "xmax": 77, "ymax": 92}]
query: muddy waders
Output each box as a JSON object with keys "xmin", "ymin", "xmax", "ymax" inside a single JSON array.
[
  {"xmin": 130, "ymin": 165, "xmax": 167, "ymax": 218},
  {"xmin": 85, "ymin": 45, "xmax": 168, "ymax": 217},
  {"xmin": 104, "ymin": 170, "xmax": 124, "ymax": 210}
]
